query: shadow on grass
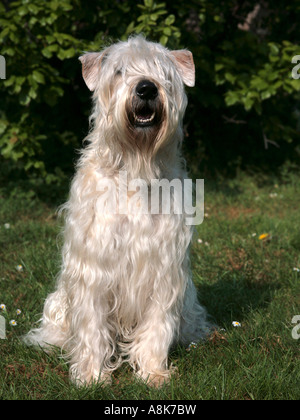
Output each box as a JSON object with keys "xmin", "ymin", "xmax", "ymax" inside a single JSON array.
[{"xmin": 197, "ymin": 273, "xmax": 281, "ymax": 328}]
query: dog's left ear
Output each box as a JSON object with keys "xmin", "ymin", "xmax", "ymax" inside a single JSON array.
[
  {"xmin": 170, "ymin": 50, "xmax": 195, "ymax": 87},
  {"xmin": 79, "ymin": 49, "xmax": 109, "ymax": 91}
]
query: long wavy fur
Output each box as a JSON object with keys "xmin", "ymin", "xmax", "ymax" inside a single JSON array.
[{"xmin": 24, "ymin": 35, "xmax": 211, "ymax": 387}]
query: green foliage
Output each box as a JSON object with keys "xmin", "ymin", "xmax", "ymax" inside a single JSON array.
[
  {"xmin": 216, "ymin": 41, "xmax": 300, "ymax": 112},
  {"xmin": 0, "ymin": 0, "xmax": 299, "ymax": 183},
  {"xmin": 212, "ymin": 36, "xmax": 300, "ymax": 150},
  {"xmin": 178, "ymin": 0, "xmax": 300, "ymax": 173},
  {"xmin": 125, "ymin": 0, "xmax": 181, "ymax": 46},
  {"xmin": 0, "ymin": 0, "xmax": 85, "ymax": 182}
]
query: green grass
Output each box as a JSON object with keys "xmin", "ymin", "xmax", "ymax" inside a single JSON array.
[{"xmin": 0, "ymin": 170, "xmax": 299, "ymax": 400}]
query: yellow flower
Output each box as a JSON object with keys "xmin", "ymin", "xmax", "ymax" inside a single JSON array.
[{"xmin": 259, "ymin": 233, "xmax": 269, "ymax": 240}]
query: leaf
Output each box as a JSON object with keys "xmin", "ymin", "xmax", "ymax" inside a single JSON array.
[
  {"xmin": 62, "ymin": 48, "xmax": 76, "ymax": 59},
  {"xmin": 19, "ymin": 92, "xmax": 31, "ymax": 106},
  {"xmin": 42, "ymin": 47, "xmax": 53, "ymax": 58},
  {"xmin": 32, "ymin": 71, "xmax": 45, "ymax": 84},
  {"xmin": 215, "ymin": 63, "xmax": 224, "ymax": 72},
  {"xmin": 18, "ymin": 6, "xmax": 28, "ymax": 17},
  {"xmin": 261, "ymin": 90, "xmax": 272, "ymax": 100},
  {"xmin": 269, "ymin": 42, "xmax": 279, "ymax": 55},
  {"xmin": 42, "ymin": 44, "xmax": 58, "ymax": 58},
  {"xmin": 3, "ymin": 76, "xmax": 16, "ymax": 87},
  {"xmin": 225, "ymin": 91, "xmax": 240, "ymax": 106},
  {"xmin": 28, "ymin": 87, "xmax": 38, "ymax": 99},
  {"xmin": 28, "ymin": 3, "xmax": 40, "ymax": 15},
  {"xmin": 165, "ymin": 14, "xmax": 175, "ymax": 25},
  {"xmin": 0, "ymin": 120, "xmax": 8, "ymax": 135},
  {"xmin": 159, "ymin": 35, "xmax": 168, "ymax": 46},
  {"xmin": 243, "ymin": 96, "xmax": 255, "ymax": 110},
  {"xmin": 150, "ymin": 14, "xmax": 159, "ymax": 21},
  {"xmin": 250, "ymin": 77, "xmax": 269, "ymax": 91},
  {"xmin": 34, "ymin": 161, "xmax": 45, "ymax": 169},
  {"xmin": 133, "ymin": 23, "xmax": 145, "ymax": 34},
  {"xmin": 144, "ymin": 0, "xmax": 154, "ymax": 8},
  {"xmin": 224, "ymin": 72, "xmax": 236, "ymax": 84},
  {"xmin": 3, "ymin": 48, "xmax": 14, "ymax": 56}
]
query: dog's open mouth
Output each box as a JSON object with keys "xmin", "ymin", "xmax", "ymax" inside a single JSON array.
[{"xmin": 133, "ymin": 105, "xmax": 156, "ymax": 127}]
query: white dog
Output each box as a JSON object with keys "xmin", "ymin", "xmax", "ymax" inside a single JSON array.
[{"xmin": 25, "ymin": 36, "xmax": 210, "ymax": 387}]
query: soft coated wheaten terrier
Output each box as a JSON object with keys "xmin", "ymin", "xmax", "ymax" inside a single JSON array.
[{"xmin": 25, "ymin": 36, "xmax": 210, "ymax": 387}]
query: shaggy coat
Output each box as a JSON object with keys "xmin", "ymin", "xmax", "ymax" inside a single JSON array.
[{"xmin": 25, "ymin": 36, "xmax": 210, "ymax": 387}]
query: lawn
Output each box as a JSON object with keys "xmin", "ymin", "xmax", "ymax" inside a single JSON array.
[{"xmin": 0, "ymin": 168, "xmax": 299, "ymax": 400}]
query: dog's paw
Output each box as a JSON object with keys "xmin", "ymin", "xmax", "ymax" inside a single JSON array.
[
  {"xmin": 137, "ymin": 366, "xmax": 178, "ymax": 388},
  {"xmin": 146, "ymin": 373, "xmax": 170, "ymax": 388},
  {"xmin": 70, "ymin": 368, "xmax": 112, "ymax": 387}
]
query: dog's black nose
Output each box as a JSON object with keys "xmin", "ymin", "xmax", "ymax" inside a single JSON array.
[{"xmin": 136, "ymin": 80, "xmax": 158, "ymax": 100}]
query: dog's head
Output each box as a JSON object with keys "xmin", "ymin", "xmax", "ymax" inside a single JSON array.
[{"xmin": 79, "ymin": 36, "xmax": 195, "ymax": 163}]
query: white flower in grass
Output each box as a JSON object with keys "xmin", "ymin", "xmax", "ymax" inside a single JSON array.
[
  {"xmin": 16, "ymin": 264, "xmax": 23, "ymax": 272},
  {"xmin": 293, "ymin": 267, "xmax": 300, "ymax": 272},
  {"xmin": 4, "ymin": 223, "xmax": 10, "ymax": 229},
  {"xmin": 0, "ymin": 303, "xmax": 6, "ymax": 311},
  {"xmin": 232, "ymin": 321, "xmax": 241, "ymax": 328},
  {"xmin": 16, "ymin": 309, "xmax": 22, "ymax": 316},
  {"xmin": 187, "ymin": 341, "xmax": 198, "ymax": 351},
  {"xmin": 10, "ymin": 320, "xmax": 17, "ymax": 326}
]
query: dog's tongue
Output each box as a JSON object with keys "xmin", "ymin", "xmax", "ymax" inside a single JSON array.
[{"xmin": 138, "ymin": 106, "xmax": 153, "ymax": 120}]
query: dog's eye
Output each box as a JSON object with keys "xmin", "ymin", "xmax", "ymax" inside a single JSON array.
[{"xmin": 115, "ymin": 69, "xmax": 122, "ymax": 76}]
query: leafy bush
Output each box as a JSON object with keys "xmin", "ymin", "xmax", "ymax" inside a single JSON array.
[{"xmin": 0, "ymin": 0, "xmax": 299, "ymax": 184}]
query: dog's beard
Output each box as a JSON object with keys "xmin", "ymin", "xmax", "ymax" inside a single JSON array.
[
  {"xmin": 107, "ymin": 79, "xmax": 179, "ymax": 180},
  {"xmin": 125, "ymin": 91, "xmax": 165, "ymax": 154},
  {"xmin": 129, "ymin": 95, "xmax": 163, "ymax": 128}
]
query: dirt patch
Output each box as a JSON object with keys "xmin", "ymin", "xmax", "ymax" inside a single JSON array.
[
  {"xmin": 223, "ymin": 206, "xmax": 257, "ymax": 220},
  {"xmin": 4, "ymin": 360, "xmax": 68, "ymax": 382},
  {"xmin": 225, "ymin": 247, "xmax": 252, "ymax": 271}
]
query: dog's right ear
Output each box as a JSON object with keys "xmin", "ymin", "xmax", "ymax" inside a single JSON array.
[
  {"xmin": 170, "ymin": 50, "xmax": 195, "ymax": 87},
  {"xmin": 79, "ymin": 49, "xmax": 109, "ymax": 91}
]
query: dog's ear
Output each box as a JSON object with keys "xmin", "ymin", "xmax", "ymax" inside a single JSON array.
[
  {"xmin": 79, "ymin": 49, "xmax": 109, "ymax": 91},
  {"xmin": 170, "ymin": 50, "xmax": 195, "ymax": 87}
]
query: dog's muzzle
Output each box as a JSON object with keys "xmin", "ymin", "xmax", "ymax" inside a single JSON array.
[{"xmin": 130, "ymin": 79, "xmax": 161, "ymax": 128}]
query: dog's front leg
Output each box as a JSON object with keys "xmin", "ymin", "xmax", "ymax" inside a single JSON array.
[
  {"xmin": 129, "ymin": 302, "xmax": 179, "ymax": 388},
  {"xmin": 64, "ymin": 270, "xmax": 115, "ymax": 387}
]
